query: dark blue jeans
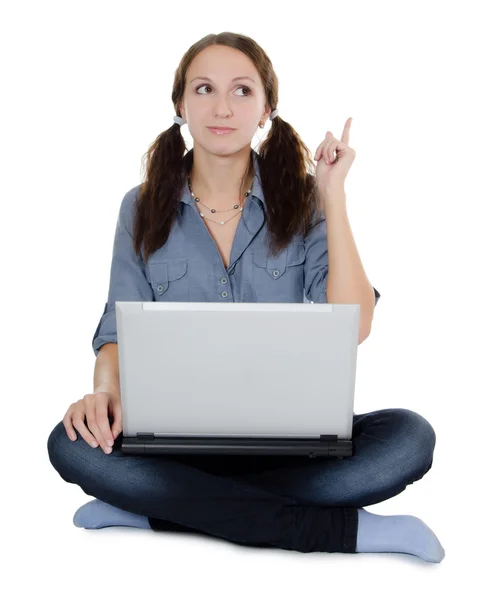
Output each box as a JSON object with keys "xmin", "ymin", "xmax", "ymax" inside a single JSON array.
[{"xmin": 47, "ymin": 407, "xmax": 436, "ymax": 553}]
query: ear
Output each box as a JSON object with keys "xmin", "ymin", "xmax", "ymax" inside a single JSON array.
[{"xmin": 259, "ymin": 105, "xmax": 272, "ymax": 127}]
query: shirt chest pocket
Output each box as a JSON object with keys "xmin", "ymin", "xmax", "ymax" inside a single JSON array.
[
  {"xmin": 146, "ymin": 258, "xmax": 189, "ymax": 301},
  {"xmin": 252, "ymin": 243, "xmax": 306, "ymax": 302}
]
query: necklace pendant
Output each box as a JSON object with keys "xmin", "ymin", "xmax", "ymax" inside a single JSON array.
[{"xmin": 220, "ymin": 221, "xmax": 225, "ymax": 225}]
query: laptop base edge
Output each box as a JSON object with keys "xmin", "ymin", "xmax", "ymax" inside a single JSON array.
[{"xmin": 121, "ymin": 435, "xmax": 353, "ymax": 458}]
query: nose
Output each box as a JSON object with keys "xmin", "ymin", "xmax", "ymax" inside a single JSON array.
[
  {"xmin": 213, "ymin": 99, "xmax": 232, "ymax": 119},
  {"xmin": 214, "ymin": 110, "xmax": 232, "ymax": 120}
]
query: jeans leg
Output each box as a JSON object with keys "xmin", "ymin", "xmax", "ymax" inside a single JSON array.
[
  {"xmin": 47, "ymin": 420, "xmax": 358, "ymax": 553},
  {"xmin": 228, "ymin": 408, "xmax": 437, "ymax": 508}
]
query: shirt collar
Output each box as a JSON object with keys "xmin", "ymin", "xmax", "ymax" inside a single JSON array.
[{"xmin": 178, "ymin": 148, "xmax": 266, "ymax": 213}]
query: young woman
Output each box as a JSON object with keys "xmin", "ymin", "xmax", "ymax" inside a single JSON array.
[{"xmin": 47, "ymin": 32, "xmax": 444, "ymax": 562}]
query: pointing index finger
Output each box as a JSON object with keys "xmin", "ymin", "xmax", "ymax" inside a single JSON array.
[{"xmin": 341, "ymin": 117, "xmax": 352, "ymax": 145}]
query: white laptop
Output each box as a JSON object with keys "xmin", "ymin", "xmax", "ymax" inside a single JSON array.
[{"xmin": 116, "ymin": 301, "xmax": 360, "ymax": 458}]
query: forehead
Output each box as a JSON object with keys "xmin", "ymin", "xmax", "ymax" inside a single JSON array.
[{"xmin": 187, "ymin": 45, "xmax": 260, "ymax": 82}]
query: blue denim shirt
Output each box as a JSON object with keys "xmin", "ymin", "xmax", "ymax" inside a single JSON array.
[{"xmin": 92, "ymin": 149, "xmax": 380, "ymax": 356}]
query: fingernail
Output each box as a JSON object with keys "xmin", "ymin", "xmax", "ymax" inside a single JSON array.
[
  {"xmin": 91, "ymin": 441, "xmax": 98, "ymax": 448},
  {"xmin": 107, "ymin": 439, "xmax": 113, "ymax": 446}
]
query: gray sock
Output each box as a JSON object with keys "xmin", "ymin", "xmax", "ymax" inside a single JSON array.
[
  {"xmin": 356, "ymin": 507, "xmax": 445, "ymax": 562},
  {"xmin": 73, "ymin": 499, "xmax": 152, "ymax": 530},
  {"xmin": 73, "ymin": 500, "xmax": 445, "ymax": 562}
]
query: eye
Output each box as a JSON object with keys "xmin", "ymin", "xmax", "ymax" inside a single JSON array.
[{"xmin": 195, "ymin": 84, "xmax": 252, "ymax": 96}]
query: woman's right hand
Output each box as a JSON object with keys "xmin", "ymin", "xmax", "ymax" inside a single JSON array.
[{"xmin": 63, "ymin": 391, "xmax": 122, "ymax": 454}]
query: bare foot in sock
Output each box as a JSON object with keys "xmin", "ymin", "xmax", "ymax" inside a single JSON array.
[
  {"xmin": 73, "ymin": 499, "xmax": 151, "ymax": 529},
  {"xmin": 356, "ymin": 507, "xmax": 445, "ymax": 563}
]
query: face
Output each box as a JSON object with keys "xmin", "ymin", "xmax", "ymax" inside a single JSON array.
[{"xmin": 180, "ymin": 45, "xmax": 270, "ymax": 154}]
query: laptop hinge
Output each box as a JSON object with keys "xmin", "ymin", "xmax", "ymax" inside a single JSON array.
[{"xmin": 136, "ymin": 432, "xmax": 155, "ymax": 440}]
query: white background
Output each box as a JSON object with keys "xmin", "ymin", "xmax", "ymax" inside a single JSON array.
[{"xmin": 3, "ymin": 0, "xmax": 497, "ymax": 597}]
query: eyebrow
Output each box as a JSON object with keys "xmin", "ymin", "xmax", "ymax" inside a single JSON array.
[{"xmin": 189, "ymin": 76, "xmax": 256, "ymax": 84}]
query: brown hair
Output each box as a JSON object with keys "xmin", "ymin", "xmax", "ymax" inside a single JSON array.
[{"xmin": 134, "ymin": 31, "xmax": 320, "ymax": 263}]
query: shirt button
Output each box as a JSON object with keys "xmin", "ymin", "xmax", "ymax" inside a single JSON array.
[
  {"xmin": 220, "ymin": 277, "xmax": 228, "ymax": 284},
  {"xmin": 157, "ymin": 285, "xmax": 164, "ymax": 292},
  {"xmin": 228, "ymin": 268, "xmax": 235, "ymax": 275},
  {"xmin": 221, "ymin": 291, "xmax": 228, "ymax": 298},
  {"xmin": 272, "ymin": 270, "xmax": 280, "ymax": 277}
]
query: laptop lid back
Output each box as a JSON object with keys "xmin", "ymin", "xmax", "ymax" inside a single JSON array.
[{"xmin": 116, "ymin": 302, "xmax": 360, "ymax": 440}]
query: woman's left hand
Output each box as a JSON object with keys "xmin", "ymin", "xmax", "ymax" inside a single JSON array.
[{"xmin": 314, "ymin": 117, "xmax": 356, "ymax": 194}]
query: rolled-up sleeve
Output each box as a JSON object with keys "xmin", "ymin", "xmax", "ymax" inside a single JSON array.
[
  {"xmin": 92, "ymin": 185, "xmax": 154, "ymax": 356},
  {"xmin": 304, "ymin": 209, "xmax": 381, "ymax": 307}
]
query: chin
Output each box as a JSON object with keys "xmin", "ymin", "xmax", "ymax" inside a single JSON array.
[{"xmin": 207, "ymin": 143, "xmax": 246, "ymax": 156}]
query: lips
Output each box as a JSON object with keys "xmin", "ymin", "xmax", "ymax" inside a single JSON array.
[
  {"xmin": 208, "ymin": 127, "xmax": 235, "ymax": 131},
  {"xmin": 207, "ymin": 127, "xmax": 236, "ymax": 136}
]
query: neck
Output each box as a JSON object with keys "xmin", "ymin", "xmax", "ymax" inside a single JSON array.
[{"xmin": 189, "ymin": 147, "xmax": 253, "ymax": 202}]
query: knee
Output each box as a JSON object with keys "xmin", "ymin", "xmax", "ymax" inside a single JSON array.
[
  {"xmin": 47, "ymin": 420, "xmax": 71, "ymax": 473},
  {"xmin": 395, "ymin": 408, "xmax": 436, "ymax": 467}
]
